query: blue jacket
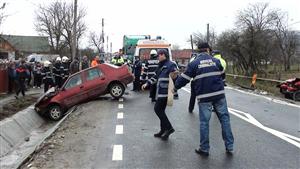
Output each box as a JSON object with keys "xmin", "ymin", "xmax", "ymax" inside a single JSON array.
[
  {"xmin": 175, "ymin": 52, "xmax": 225, "ymax": 102},
  {"xmin": 147, "ymin": 59, "xmax": 177, "ymax": 99}
]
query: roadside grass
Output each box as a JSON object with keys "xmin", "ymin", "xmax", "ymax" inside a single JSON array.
[{"xmin": 226, "ymin": 75, "xmax": 282, "ymax": 97}]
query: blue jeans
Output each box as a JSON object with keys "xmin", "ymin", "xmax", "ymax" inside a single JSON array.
[{"xmin": 198, "ymin": 97, "xmax": 234, "ymax": 152}]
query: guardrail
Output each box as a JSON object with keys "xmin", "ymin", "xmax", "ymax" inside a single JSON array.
[{"xmin": 226, "ymin": 73, "xmax": 283, "ymax": 83}]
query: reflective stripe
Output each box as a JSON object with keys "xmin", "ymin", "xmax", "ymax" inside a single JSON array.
[
  {"xmin": 158, "ymin": 78, "xmax": 169, "ymax": 82},
  {"xmin": 148, "ymin": 65, "xmax": 158, "ymax": 68},
  {"xmin": 193, "ymin": 71, "xmax": 222, "ymax": 81},
  {"xmin": 196, "ymin": 90, "xmax": 225, "ymax": 99},
  {"xmin": 147, "ymin": 72, "xmax": 156, "ymax": 75},
  {"xmin": 181, "ymin": 73, "xmax": 192, "ymax": 81},
  {"xmin": 157, "ymin": 94, "xmax": 168, "ymax": 98}
]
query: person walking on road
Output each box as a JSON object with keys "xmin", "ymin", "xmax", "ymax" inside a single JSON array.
[
  {"xmin": 142, "ymin": 50, "xmax": 159, "ymax": 102},
  {"xmin": 132, "ymin": 56, "xmax": 142, "ymax": 91},
  {"xmin": 142, "ymin": 49, "xmax": 177, "ymax": 141},
  {"xmin": 173, "ymin": 43, "xmax": 234, "ymax": 156},
  {"xmin": 15, "ymin": 59, "xmax": 28, "ymax": 99}
]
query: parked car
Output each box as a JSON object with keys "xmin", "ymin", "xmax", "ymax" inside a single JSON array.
[
  {"xmin": 35, "ymin": 63, "xmax": 134, "ymax": 120},
  {"xmin": 277, "ymin": 78, "xmax": 300, "ymax": 101}
]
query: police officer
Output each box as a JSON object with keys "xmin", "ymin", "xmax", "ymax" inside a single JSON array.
[
  {"xmin": 142, "ymin": 50, "xmax": 159, "ymax": 102},
  {"xmin": 174, "ymin": 43, "xmax": 234, "ymax": 156},
  {"xmin": 42, "ymin": 61, "xmax": 54, "ymax": 93},
  {"xmin": 132, "ymin": 56, "xmax": 142, "ymax": 91},
  {"xmin": 53, "ymin": 57, "xmax": 64, "ymax": 88},
  {"xmin": 142, "ymin": 49, "xmax": 177, "ymax": 141},
  {"xmin": 212, "ymin": 50, "xmax": 227, "ymax": 86},
  {"xmin": 188, "ymin": 53, "xmax": 199, "ymax": 113},
  {"xmin": 111, "ymin": 53, "xmax": 125, "ymax": 66},
  {"xmin": 62, "ymin": 56, "xmax": 70, "ymax": 84}
]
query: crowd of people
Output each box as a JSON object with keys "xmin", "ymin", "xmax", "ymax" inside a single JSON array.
[{"xmin": 6, "ymin": 53, "xmax": 131, "ymax": 99}]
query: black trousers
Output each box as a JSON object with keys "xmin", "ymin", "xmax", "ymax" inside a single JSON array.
[
  {"xmin": 55, "ymin": 76, "xmax": 63, "ymax": 88},
  {"xmin": 8, "ymin": 77, "xmax": 15, "ymax": 93},
  {"xmin": 133, "ymin": 76, "xmax": 141, "ymax": 91},
  {"xmin": 149, "ymin": 84, "xmax": 157, "ymax": 101},
  {"xmin": 34, "ymin": 74, "xmax": 42, "ymax": 87},
  {"xmin": 44, "ymin": 79, "xmax": 54, "ymax": 93},
  {"xmin": 16, "ymin": 79, "xmax": 25, "ymax": 96},
  {"xmin": 154, "ymin": 98, "xmax": 173, "ymax": 131}
]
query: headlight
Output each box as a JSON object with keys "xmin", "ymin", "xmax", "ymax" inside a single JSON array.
[{"xmin": 42, "ymin": 96, "xmax": 49, "ymax": 101}]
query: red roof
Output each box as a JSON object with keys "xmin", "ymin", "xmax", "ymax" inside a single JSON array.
[{"xmin": 172, "ymin": 49, "xmax": 192, "ymax": 60}]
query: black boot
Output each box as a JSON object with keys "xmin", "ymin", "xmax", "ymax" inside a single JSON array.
[
  {"xmin": 154, "ymin": 130, "xmax": 165, "ymax": 138},
  {"xmin": 195, "ymin": 148, "xmax": 209, "ymax": 156},
  {"xmin": 161, "ymin": 128, "xmax": 175, "ymax": 140}
]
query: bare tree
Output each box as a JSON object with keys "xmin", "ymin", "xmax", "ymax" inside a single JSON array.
[
  {"xmin": 189, "ymin": 28, "xmax": 217, "ymax": 49},
  {"xmin": 61, "ymin": 3, "xmax": 86, "ymax": 58},
  {"xmin": 89, "ymin": 31, "xmax": 103, "ymax": 54},
  {"xmin": 172, "ymin": 44, "xmax": 180, "ymax": 50},
  {"xmin": 35, "ymin": 1, "xmax": 86, "ymax": 57},
  {"xmin": 35, "ymin": 1, "xmax": 67, "ymax": 54},
  {"xmin": 273, "ymin": 12, "xmax": 297, "ymax": 71},
  {"xmin": 0, "ymin": 2, "xmax": 6, "ymax": 30},
  {"xmin": 234, "ymin": 2, "xmax": 278, "ymax": 74}
]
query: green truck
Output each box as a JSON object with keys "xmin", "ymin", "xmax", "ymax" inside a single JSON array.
[{"xmin": 123, "ymin": 35, "xmax": 150, "ymax": 62}]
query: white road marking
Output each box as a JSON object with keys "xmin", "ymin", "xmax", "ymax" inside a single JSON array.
[
  {"xmin": 119, "ymin": 98, "xmax": 124, "ymax": 102},
  {"xmin": 115, "ymin": 125, "xmax": 124, "ymax": 134},
  {"xmin": 112, "ymin": 145, "xmax": 123, "ymax": 161},
  {"xmin": 225, "ymin": 86, "xmax": 300, "ymax": 109},
  {"xmin": 182, "ymin": 87, "xmax": 300, "ymax": 149},
  {"xmin": 117, "ymin": 112, "xmax": 124, "ymax": 119},
  {"xmin": 118, "ymin": 104, "xmax": 123, "ymax": 109}
]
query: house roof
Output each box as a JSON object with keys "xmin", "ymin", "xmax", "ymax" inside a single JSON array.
[
  {"xmin": 0, "ymin": 35, "xmax": 50, "ymax": 53},
  {"xmin": 172, "ymin": 49, "xmax": 193, "ymax": 60}
]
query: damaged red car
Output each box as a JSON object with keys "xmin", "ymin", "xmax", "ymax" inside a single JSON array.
[
  {"xmin": 35, "ymin": 63, "xmax": 134, "ymax": 121},
  {"xmin": 277, "ymin": 78, "xmax": 300, "ymax": 101}
]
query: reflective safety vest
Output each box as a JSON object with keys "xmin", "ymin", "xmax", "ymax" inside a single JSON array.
[
  {"xmin": 213, "ymin": 54, "xmax": 227, "ymax": 71},
  {"xmin": 112, "ymin": 57, "xmax": 125, "ymax": 66}
]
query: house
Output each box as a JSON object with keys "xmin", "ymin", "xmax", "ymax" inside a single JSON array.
[
  {"xmin": 171, "ymin": 49, "xmax": 193, "ymax": 65},
  {"xmin": 0, "ymin": 35, "xmax": 50, "ymax": 60}
]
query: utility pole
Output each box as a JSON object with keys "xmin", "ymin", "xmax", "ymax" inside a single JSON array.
[
  {"xmin": 206, "ymin": 23, "xmax": 210, "ymax": 44},
  {"xmin": 101, "ymin": 18, "xmax": 104, "ymax": 53},
  {"xmin": 190, "ymin": 35, "xmax": 194, "ymax": 52},
  {"xmin": 110, "ymin": 42, "xmax": 112, "ymax": 53},
  {"xmin": 107, "ymin": 36, "xmax": 109, "ymax": 53},
  {"xmin": 72, "ymin": 0, "xmax": 78, "ymax": 61}
]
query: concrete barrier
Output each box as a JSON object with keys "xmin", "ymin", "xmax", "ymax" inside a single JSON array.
[{"xmin": 0, "ymin": 105, "xmax": 46, "ymax": 158}]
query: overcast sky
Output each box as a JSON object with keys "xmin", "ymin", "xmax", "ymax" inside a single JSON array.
[{"xmin": 1, "ymin": 0, "xmax": 300, "ymax": 52}]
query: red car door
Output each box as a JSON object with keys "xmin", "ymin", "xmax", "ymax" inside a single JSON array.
[
  {"xmin": 61, "ymin": 73, "xmax": 86, "ymax": 107},
  {"xmin": 83, "ymin": 67, "xmax": 108, "ymax": 99}
]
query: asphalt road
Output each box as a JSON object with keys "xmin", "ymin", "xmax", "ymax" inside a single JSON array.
[{"xmin": 23, "ymin": 86, "xmax": 300, "ymax": 169}]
